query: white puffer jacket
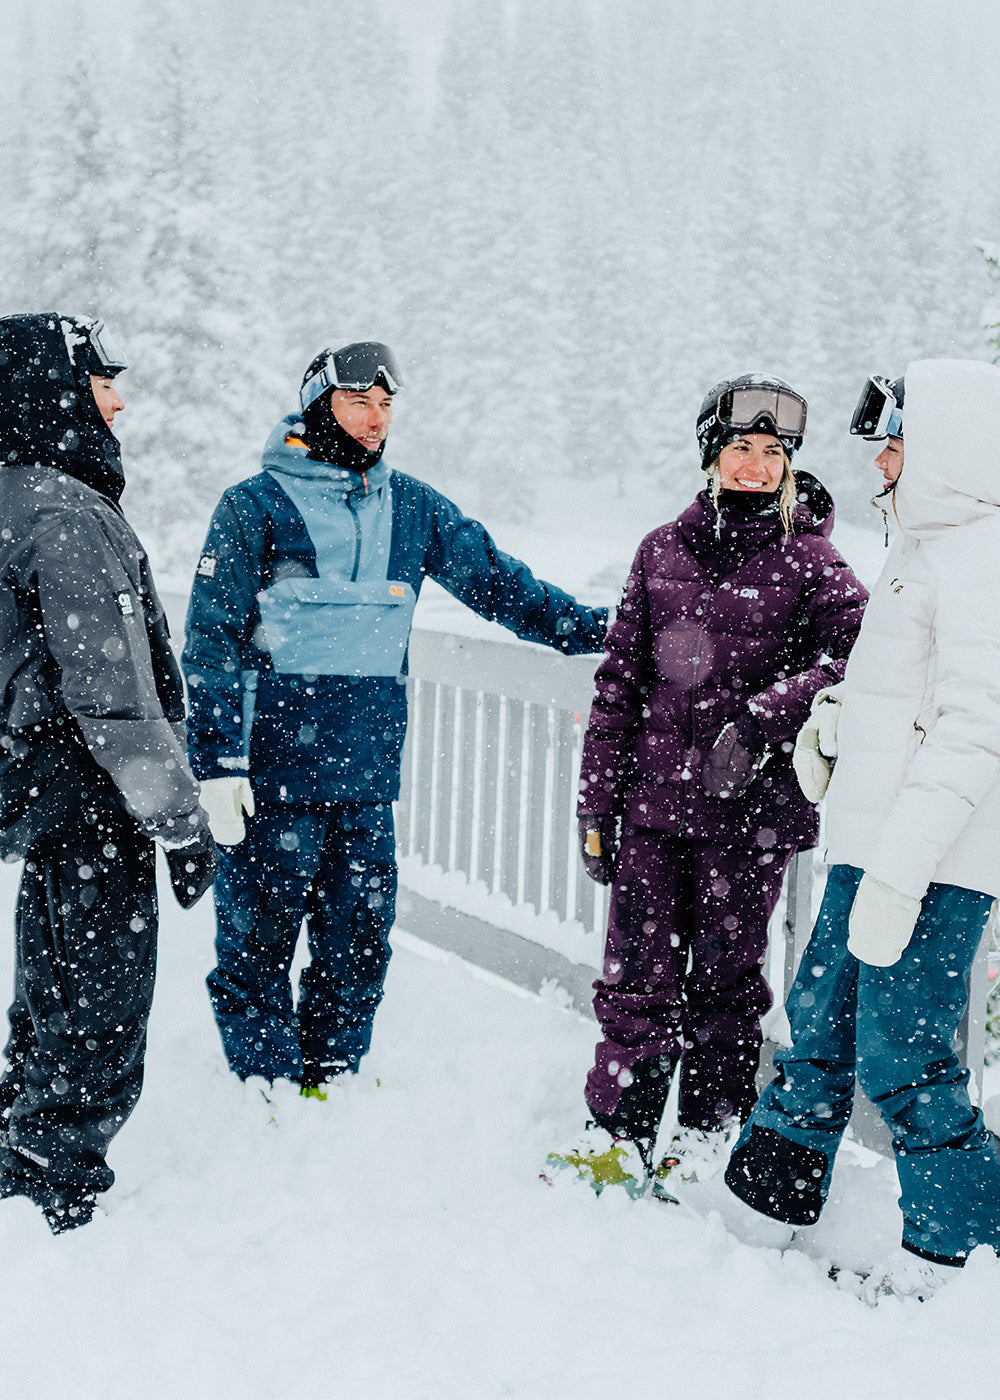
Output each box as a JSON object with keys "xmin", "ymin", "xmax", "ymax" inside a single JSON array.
[{"xmin": 824, "ymin": 358, "xmax": 1000, "ymax": 900}]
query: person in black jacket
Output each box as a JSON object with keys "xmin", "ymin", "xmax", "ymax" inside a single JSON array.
[
  {"xmin": 183, "ymin": 341, "xmax": 608, "ymax": 1093},
  {"xmin": 0, "ymin": 312, "xmax": 216, "ymax": 1234}
]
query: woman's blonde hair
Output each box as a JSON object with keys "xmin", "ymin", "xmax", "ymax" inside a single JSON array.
[{"xmin": 707, "ymin": 452, "xmax": 797, "ymax": 538}]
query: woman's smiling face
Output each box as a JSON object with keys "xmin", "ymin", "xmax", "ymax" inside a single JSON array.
[{"xmin": 716, "ymin": 434, "xmax": 785, "ymax": 492}]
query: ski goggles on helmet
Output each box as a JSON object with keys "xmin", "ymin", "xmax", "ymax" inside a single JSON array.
[
  {"xmin": 86, "ymin": 320, "xmax": 127, "ymax": 375},
  {"xmin": 300, "ymin": 341, "xmax": 403, "ymax": 411},
  {"xmin": 62, "ymin": 317, "xmax": 128, "ymax": 377},
  {"xmin": 850, "ymin": 375, "xmax": 903, "ymax": 440},
  {"xmin": 714, "ymin": 384, "xmax": 808, "ymax": 439}
]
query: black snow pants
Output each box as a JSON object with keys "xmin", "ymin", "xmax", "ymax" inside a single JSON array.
[{"xmin": 0, "ymin": 800, "xmax": 157, "ymax": 1209}]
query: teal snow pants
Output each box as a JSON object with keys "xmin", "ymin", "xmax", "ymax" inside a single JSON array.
[{"xmin": 725, "ymin": 863, "xmax": 1000, "ymax": 1263}]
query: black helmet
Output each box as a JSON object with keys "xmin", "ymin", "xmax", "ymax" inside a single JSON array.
[{"xmin": 697, "ymin": 373, "xmax": 808, "ymax": 471}]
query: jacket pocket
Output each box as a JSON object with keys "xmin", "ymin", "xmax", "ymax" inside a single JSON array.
[{"xmin": 257, "ymin": 578, "xmax": 417, "ymax": 677}]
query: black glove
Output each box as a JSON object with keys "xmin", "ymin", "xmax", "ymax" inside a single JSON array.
[
  {"xmin": 165, "ymin": 828, "xmax": 218, "ymax": 909},
  {"xmin": 578, "ymin": 814, "xmax": 619, "ymax": 885},
  {"xmin": 702, "ymin": 712, "xmax": 767, "ymax": 800}
]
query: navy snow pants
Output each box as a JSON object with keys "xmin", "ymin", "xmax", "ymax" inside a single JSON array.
[
  {"xmin": 726, "ymin": 863, "xmax": 1000, "ymax": 1263},
  {"xmin": 208, "ymin": 799, "xmax": 396, "ymax": 1084},
  {"xmin": 585, "ymin": 829, "xmax": 792, "ymax": 1133},
  {"xmin": 0, "ymin": 809, "xmax": 157, "ymax": 1209}
]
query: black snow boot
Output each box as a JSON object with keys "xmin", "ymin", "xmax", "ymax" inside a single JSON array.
[{"xmin": 591, "ymin": 1052, "xmax": 676, "ymax": 1160}]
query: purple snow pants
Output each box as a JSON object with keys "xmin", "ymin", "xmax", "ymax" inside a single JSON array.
[{"xmin": 585, "ymin": 829, "xmax": 792, "ymax": 1131}]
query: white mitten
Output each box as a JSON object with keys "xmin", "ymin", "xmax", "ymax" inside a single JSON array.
[
  {"xmin": 792, "ymin": 722, "xmax": 830, "ymax": 803},
  {"xmin": 198, "ymin": 775, "xmax": 255, "ymax": 846},
  {"xmin": 815, "ymin": 685, "xmax": 844, "ymax": 758},
  {"xmin": 792, "ymin": 685, "xmax": 845, "ymax": 803},
  {"xmin": 847, "ymin": 873, "xmax": 922, "ymax": 967}
]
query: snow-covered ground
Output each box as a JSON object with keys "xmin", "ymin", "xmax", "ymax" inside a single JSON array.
[{"xmin": 1, "ymin": 852, "xmax": 999, "ymax": 1400}]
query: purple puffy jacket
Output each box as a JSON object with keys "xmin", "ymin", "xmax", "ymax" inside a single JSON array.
[{"xmin": 579, "ymin": 472, "xmax": 868, "ymax": 851}]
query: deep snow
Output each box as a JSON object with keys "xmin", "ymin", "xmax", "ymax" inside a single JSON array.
[{"xmin": 1, "ymin": 856, "xmax": 999, "ymax": 1400}]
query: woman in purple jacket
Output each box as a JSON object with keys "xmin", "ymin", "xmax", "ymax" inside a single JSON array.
[{"xmin": 546, "ymin": 375, "xmax": 868, "ymax": 1198}]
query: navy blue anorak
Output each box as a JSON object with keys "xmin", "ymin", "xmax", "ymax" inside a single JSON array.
[{"xmin": 183, "ymin": 417, "xmax": 607, "ymax": 803}]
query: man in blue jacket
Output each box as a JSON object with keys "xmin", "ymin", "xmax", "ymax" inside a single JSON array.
[{"xmin": 183, "ymin": 342, "xmax": 608, "ymax": 1092}]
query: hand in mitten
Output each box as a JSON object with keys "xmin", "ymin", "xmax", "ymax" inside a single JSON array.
[
  {"xmin": 847, "ymin": 873, "xmax": 922, "ymax": 967},
  {"xmin": 702, "ymin": 712, "xmax": 766, "ymax": 799},
  {"xmin": 577, "ymin": 814, "xmax": 619, "ymax": 885},
  {"xmin": 165, "ymin": 827, "xmax": 218, "ymax": 909},
  {"xmin": 198, "ymin": 775, "xmax": 255, "ymax": 845},
  {"xmin": 792, "ymin": 685, "xmax": 845, "ymax": 803},
  {"xmin": 815, "ymin": 685, "xmax": 844, "ymax": 758}
]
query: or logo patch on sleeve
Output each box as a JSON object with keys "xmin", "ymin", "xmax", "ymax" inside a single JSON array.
[
  {"xmin": 197, "ymin": 553, "xmax": 219, "ymax": 579},
  {"xmin": 116, "ymin": 590, "xmax": 135, "ymax": 617}
]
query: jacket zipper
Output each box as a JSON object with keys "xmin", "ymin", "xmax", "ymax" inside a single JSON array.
[
  {"xmin": 347, "ymin": 498, "xmax": 362, "ymax": 581},
  {"xmin": 346, "ymin": 471, "xmax": 370, "ymax": 581},
  {"xmin": 690, "ymin": 580, "xmax": 718, "ymax": 752}
]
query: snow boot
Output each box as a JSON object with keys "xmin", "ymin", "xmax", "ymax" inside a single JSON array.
[
  {"xmin": 862, "ymin": 1248, "xmax": 960, "ymax": 1305},
  {"xmin": 590, "ymin": 1052, "xmax": 675, "ymax": 1144},
  {"xmin": 542, "ymin": 1122, "xmax": 653, "ymax": 1199},
  {"xmin": 652, "ymin": 1117, "xmax": 740, "ymax": 1200}
]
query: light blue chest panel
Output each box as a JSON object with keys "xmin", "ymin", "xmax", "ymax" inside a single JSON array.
[
  {"xmin": 269, "ymin": 468, "xmax": 393, "ymax": 582},
  {"xmin": 257, "ymin": 470, "xmax": 416, "ymax": 677}
]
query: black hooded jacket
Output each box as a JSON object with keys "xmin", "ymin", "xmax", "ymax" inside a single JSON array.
[{"xmin": 0, "ymin": 313, "xmax": 203, "ymax": 854}]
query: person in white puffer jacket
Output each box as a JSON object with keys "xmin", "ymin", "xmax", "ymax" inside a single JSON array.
[{"xmin": 722, "ymin": 359, "xmax": 1000, "ymax": 1280}]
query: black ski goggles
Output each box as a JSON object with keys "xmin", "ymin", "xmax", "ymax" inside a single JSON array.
[
  {"xmin": 850, "ymin": 375, "xmax": 903, "ymax": 440},
  {"xmin": 300, "ymin": 342, "xmax": 403, "ymax": 411},
  {"xmin": 715, "ymin": 384, "xmax": 808, "ymax": 438}
]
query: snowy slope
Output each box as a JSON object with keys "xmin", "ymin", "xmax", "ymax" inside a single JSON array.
[{"xmin": 1, "ymin": 854, "xmax": 999, "ymax": 1400}]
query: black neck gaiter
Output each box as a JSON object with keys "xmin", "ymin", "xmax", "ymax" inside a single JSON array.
[
  {"xmin": 302, "ymin": 402, "xmax": 386, "ymax": 473},
  {"xmin": 717, "ymin": 487, "xmax": 781, "ymax": 517}
]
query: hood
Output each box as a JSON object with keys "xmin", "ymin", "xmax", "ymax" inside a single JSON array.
[
  {"xmin": 788, "ymin": 469, "xmax": 835, "ymax": 537},
  {"xmin": 262, "ymin": 415, "xmax": 389, "ymax": 502},
  {"xmin": 892, "ymin": 358, "xmax": 1000, "ymax": 537},
  {"xmin": 0, "ymin": 312, "xmax": 125, "ymax": 501}
]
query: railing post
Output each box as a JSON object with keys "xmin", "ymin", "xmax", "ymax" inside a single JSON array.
[{"xmin": 782, "ymin": 849, "xmax": 815, "ymax": 998}]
